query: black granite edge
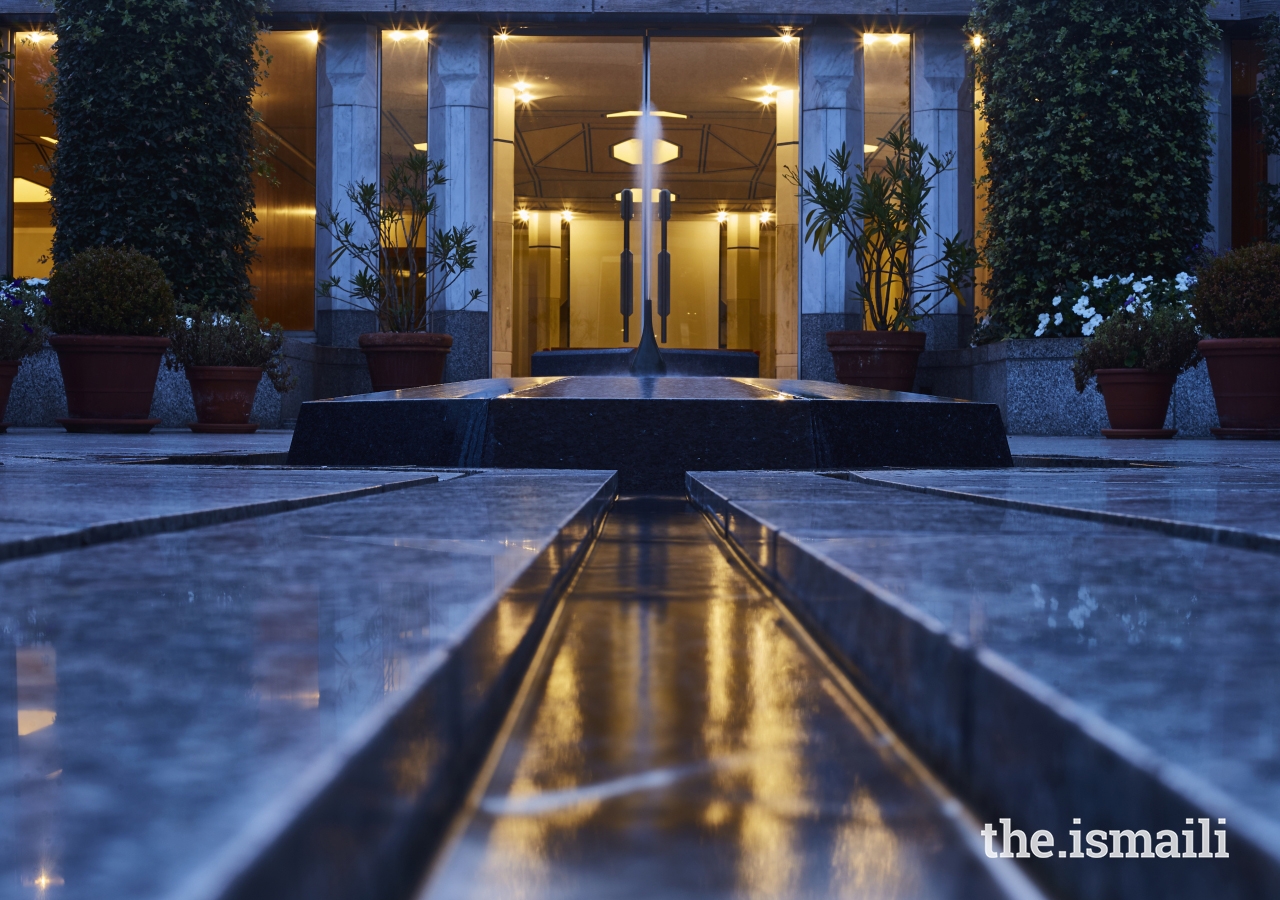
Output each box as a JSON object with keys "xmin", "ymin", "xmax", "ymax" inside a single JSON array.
[
  {"xmin": 0, "ymin": 474, "xmax": 440, "ymax": 565},
  {"xmin": 178, "ymin": 472, "xmax": 618, "ymax": 900},
  {"xmin": 130, "ymin": 452, "xmax": 293, "ymax": 466},
  {"xmin": 684, "ymin": 473, "xmax": 1280, "ymax": 900},
  {"xmin": 841, "ymin": 472, "xmax": 1280, "ymax": 556}
]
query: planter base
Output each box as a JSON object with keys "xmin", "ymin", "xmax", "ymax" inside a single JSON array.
[
  {"xmin": 58, "ymin": 417, "xmax": 161, "ymax": 434},
  {"xmin": 1211, "ymin": 427, "xmax": 1280, "ymax": 440},
  {"xmin": 188, "ymin": 422, "xmax": 259, "ymax": 434},
  {"xmin": 0, "ymin": 422, "xmax": 8, "ymax": 433},
  {"xmin": 1101, "ymin": 428, "xmax": 1177, "ymax": 439}
]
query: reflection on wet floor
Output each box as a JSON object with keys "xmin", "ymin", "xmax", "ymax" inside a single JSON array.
[{"xmin": 422, "ymin": 498, "xmax": 1020, "ymax": 900}]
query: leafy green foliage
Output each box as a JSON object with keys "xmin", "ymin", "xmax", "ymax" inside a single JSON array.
[
  {"xmin": 318, "ymin": 153, "xmax": 480, "ymax": 333},
  {"xmin": 0, "ymin": 279, "xmax": 50, "ymax": 360},
  {"xmin": 1192, "ymin": 242, "xmax": 1280, "ymax": 338},
  {"xmin": 1072, "ymin": 301, "xmax": 1201, "ymax": 391},
  {"xmin": 50, "ymin": 0, "xmax": 265, "ymax": 313},
  {"xmin": 970, "ymin": 0, "xmax": 1218, "ymax": 341},
  {"xmin": 167, "ymin": 306, "xmax": 293, "ymax": 391},
  {"xmin": 792, "ymin": 123, "xmax": 979, "ymax": 331},
  {"xmin": 1258, "ymin": 16, "xmax": 1280, "ymax": 240},
  {"xmin": 47, "ymin": 247, "xmax": 175, "ymax": 336}
]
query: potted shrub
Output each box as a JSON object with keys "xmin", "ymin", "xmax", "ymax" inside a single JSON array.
[
  {"xmin": 1071, "ymin": 295, "xmax": 1201, "ymax": 438},
  {"xmin": 47, "ymin": 247, "xmax": 175, "ymax": 433},
  {"xmin": 167, "ymin": 308, "xmax": 294, "ymax": 433},
  {"xmin": 1191, "ymin": 243, "xmax": 1280, "ymax": 437},
  {"xmin": 793, "ymin": 124, "xmax": 979, "ymax": 390},
  {"xmin": 0, "ymin": 278, "xmax": 50, "ymax": 432},
  {"xmin": 318, "ymin": 153, "xmax": 481, "ymax": 392}
]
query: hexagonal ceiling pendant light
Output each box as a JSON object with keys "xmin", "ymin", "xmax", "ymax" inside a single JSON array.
[{"xmin": 609, "ymin": 138, "xmax": 682, "ymax": 166}]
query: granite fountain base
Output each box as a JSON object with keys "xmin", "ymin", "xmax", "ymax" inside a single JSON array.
[{"xmin": 287, "ymin": 376, "xmax": 1012, "ymax": 491}]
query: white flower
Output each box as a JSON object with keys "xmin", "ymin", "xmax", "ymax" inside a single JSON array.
[
  {"xmin": 1054, "ymin": 312, "xmax": 1063, "ymax": 325},
  {"xmin": 1174, "ymin": 272, "xmax": 1195, "ymax": 292},
  {"xmin": 1052, "ymin": 295, "xmax": 1062, "ymax": 306},
  {"xmin": 1120, "ymin": 274, "xmax": 1134, "ymax": 285},
  {"xmin": 183, "ymin": 317, "xmax": 194, "ymax": 328},
  {"xmin": 1035, "ymin": 312, "xmax": 1050, "ymax": 337},
  {"xmin": 1072, "ymin": 297, "xmax": 1090, "ymax": 316},
  {"xmin": 1092, "ymin": 276, "xmax": 1105, "ymax": 289},
  {"xmin": 1132, "ymin": 281, "xmax": 1146, "ymax": 293},
  {"xmin": 1081, "ymin": 313, "xmax": 1104, "ymax": 336}
]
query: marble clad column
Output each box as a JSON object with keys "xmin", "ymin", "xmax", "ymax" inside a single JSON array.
[
  {"xmin": 724, "ymin": 213, "xmax": 760, "ymax": 350},
  {"xmin": 526, "ymin": 212, "xmax": 563, "ymax": 352},
  {"xmin": 492, "ymin": 86, "xmax": 515, "ymax": 378},
  {"xmin": 800, "ymin": 27, "xmax": 862, "ymax": 382},
  {"xmin": 911, "ymin": 27, "xmax": 968, "ymax": 352},
  {"xmin": 428, "ymin": 23, "xmax": 492, "ymax": 381},
  {"xmin": 1205, "ymin": 37, "xmax": 1231, "ymax": 254},
  {"xmin": 775, "ymin": 88, "xmax": 799, "ymax": 379},
  {"xmin": 315, "ymin": 24, "xmax": 380, "ymax": 347}
]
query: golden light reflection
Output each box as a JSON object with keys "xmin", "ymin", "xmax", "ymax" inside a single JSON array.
[{"xmin": 831, "ymin": 789, "xmax": 912, "ymax": 894}]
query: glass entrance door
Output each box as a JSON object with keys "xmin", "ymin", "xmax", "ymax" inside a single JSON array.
[{"xmin": 493, "ymin": 33, "xmax": 798, "ymax": 375}]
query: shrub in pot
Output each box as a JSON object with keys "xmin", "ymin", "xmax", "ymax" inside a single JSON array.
[
  {"xmin": 793, "ymin": 123, "xmax": 979, "ymax": 390},
  {"xmin": 318, "ymin": 153, "xmax": 480, "ymax": 392},
  {"xmin": 47, "ymin": 247, "xmax": 175, "ymax": 433},
  {"xmin": 1071, "ymin": 297, "xmax": 1201, "ymax": 438},
  {"xmin": 1191, "ymin": 244, "xmax": 1280, "ymax": 437},
  {"xmin": 0, "ymin": 278, "xmax": 50, "ymax": 432},
  {"xmin": 167, "ymin": 308, "xmax": 294, "ymax": 433}
]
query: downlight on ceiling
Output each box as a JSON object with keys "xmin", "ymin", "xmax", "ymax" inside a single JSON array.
[
  {"xmin": 614, "ymin": 189, "xmax": 678, "ymax": 202},
  {"xmin": 610, "ymin": 138, "xmax": 681, "ymax": 166},
  {"xmin": 863, "ymin": 33, "xmax": 908, "ymax": 46}
]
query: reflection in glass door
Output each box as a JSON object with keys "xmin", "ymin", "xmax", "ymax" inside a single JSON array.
[{"xmin": 493, "ymin": 34, "xmax": 798, "ymax": 376}]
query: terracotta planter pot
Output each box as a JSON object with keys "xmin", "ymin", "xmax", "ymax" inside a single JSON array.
[
  {"xmin": 186, "ymin": 366, "xmax": 262, "ymax": 434},
  {"xmin": 0, "ymin": 359, "xmax": 17, "ymax": 432},
  {"xmin": 1094, "ymin": 368, "xmax": 1176, "ymax": 439},
  {"xmin": 826, "ymin": 330, "xmax": 927, "ymax": 392},
  {"xmin": 1198, "ymin": 337, "xmax": 1280, "ymax": 438},
  {"xmin": 358, "ymin": 332, "xmax": 453, "ymax": 392},
  {"xmin": 50, "ymin": 334, "xmax": 169, "ymax": 433}
]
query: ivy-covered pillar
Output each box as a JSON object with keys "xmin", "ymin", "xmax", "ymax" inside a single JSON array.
[
  {"xmin": 800, "ymin": 26, "xmax": 863, "ymax": 383},
  {"xmin": 1205, "ymin": 36, "xmax": 1232, "ymax": 254},
  {"xmin": 911, "ymin": 27, "xmax": 969, "ymax": 351},
  {"xmin": 428, "ymin": 23, "xmax": 492, "ymax": 383},
  {"xmin": 315, "ymin": 24, "xmax": 380, "ymax": 347}
]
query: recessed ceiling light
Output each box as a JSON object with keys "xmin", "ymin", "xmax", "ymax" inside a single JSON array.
[
  {"xmin": 389, "ymin": 30, "xmax": 405, "ymax": 42},
  {"xmin": 514, "ymin": 81, "xmax": 530, "ymax": 90}
]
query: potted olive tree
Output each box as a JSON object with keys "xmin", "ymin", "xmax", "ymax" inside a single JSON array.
[
  {"xmin": 47, "ymin": 247, "xmax": 175, "ymax": 433},
  {"xmin": 793, "ymin": 124, "xmax": 979, "ymax": 390},
  {"xmin": 167, "ymin": 308, "xmax": 294, "ymax": 433},
  {"xmin": 318, "ymin": 153, "xmax": 481, "ymax": 392},
  {"xmin": 1071, "ymin": 294, "xmax": 1201, "ymax": 438},
  {"xmin": 1191, "ymin": 244, "xmax": 1280, "ymax": 437},
  {"xmin": 0, "ymin": 278, "xmax": 49, "ymax": 431}
]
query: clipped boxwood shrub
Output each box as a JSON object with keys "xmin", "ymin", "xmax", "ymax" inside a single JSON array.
[
  {"xmin": 50, "ymin": 0, "xmax": 265, "ymax": 313},
  {"xmin": 47, "ymin": 247, "xmax": 175, "ymax": 336},
  {"xmin": 1192, "ymin": 243, "xmax": 1280, "ymax": 339},
  {"xmin": 970, "ymin": 0, "xmax": 1219, "ymax": 340}
]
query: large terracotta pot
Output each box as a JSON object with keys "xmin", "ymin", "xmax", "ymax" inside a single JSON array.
[
  {"xmin": 826, "ymin": 330, "xmax": 927, "ymax": 392},
  {"xmin": 0, "ymin": 359, "xmax": 17, "ymax": 432},
  {"xmin": 186, "ymin": 365, "xmax": 262, "ymax": 434},
  {"xmin": 358, "ymin": 331, "xmax": 453, "ymax": 392},
  {"xmin": 50, "ymin": 334, "xmax": 169, "ymax": 433},
  {"xmin": 1094, "ymin": 368, "xmax": 1176, "ymax": 439},
  {"xmin": 1198, "ymin": 337, "xmax": 1280, "ymax": 438}
]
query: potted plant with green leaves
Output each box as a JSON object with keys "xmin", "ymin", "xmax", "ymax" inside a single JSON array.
[
  {"xmin": 167, "ymin": 307, "xmax": 294, "ymax": 433},
  {"xmin": 47, "ymin": 247, "xmax": 175, "ymax": 433},
  {"xmin": 318, "ymin": 153, "xmax": 481, "ymax": 392},
  {"xmin": 1071, "ymin": 293, "xmax": 1201, "ymax": 439},
  {"xmin": 793, "ymin": 123, "xmax": 980, "ymax": 390},
  {"xmin": 0, "ymin": 278, "xmax": 49, "ymax": 431},
  {"xmin": 1190, "ymin": 243, "xmax": 1280, "ymax": 437}
]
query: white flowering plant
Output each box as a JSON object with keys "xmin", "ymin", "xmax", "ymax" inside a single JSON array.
[
  {"xmin": 1031, "ymin": 272, "xmax": 1197, "ymax": 338},
  {"xmin": 166, "ymin": 306, "xmax": 294, "ymax": 391},
  {"xmin": 0, "ymin": 278, "xmax": 50, "ymax": 360}
]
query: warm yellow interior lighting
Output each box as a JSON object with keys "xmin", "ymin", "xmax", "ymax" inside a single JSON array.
[
  {"xmin": 864, "ymin": 143, "xmax": 879, "ymax": 154},
  {"xmin": 561, "ymin": 209, "xmax": 574, "ymax": 222},
  {"xmin": 38, "ymin": 136, "xmax": 58, "ymax": 146},
  {"xmin": 413, "ymin": 142, "xmax": 427, "ymax": 151},
  {"xmin": 864, "ymin": 33, "xmax": 908, "ymax": 46},
  {"xmin": 763, "ymin": 84, "xmax": 778, "ymax": 95},
  {"xmin": 514, "ymin": 81, "xmax": 530, "ymax": 90},
  {"xmin": 780, "ymin": 31, "xmax": 795, "ymax": 44},
  {"xmin": 614, "ymin": 189, "xmax": 678, "ymax": 202},
  {"xmin": 759, "ymin": 210, "xmax": 773, "ymax": 224},
  {"xmin": 971, "ymin": 34, "xmax": 984, "ymax": 49},
  {"xmin": 14, "ymin": 178, "xmax": 50, "ymax": 204},
  {"xmin": 496, "ymin": 31, "xmax": 510, "ymax": 41},
  {"xmin": 716, "ymin": 210, "xmax": 729, "ymax": 224},
  {"xmin": 22, "ymin": 32, "xmax": 51, "ymax": 43},
  {"xmin": 307, "ymin": 30, "xmax": 319, "ymax": 43},
  {"xmin": 610, "ymin": 138, "xmax": 680, "ymax": 166},
  {"xmin": 604, "ymin": 110, "xmax": 688, "ymax": 119},
  {"xmin": 414, "ymin": 29, "xmax": 428, "ymax": 41},
  {"xmin": 518, "ymin": 92, "xmax": 534, "ymax": 103},
  {"xmin": 389, "ymin": 30, "xmax": 405, "ymax": 42},
  {"xmin": 18, "ymin": 709, "xmax": 55, "ymax": 736},
  {"xmin": 516, "ymin": 208, "xmax": 530, "ymax": 223}
]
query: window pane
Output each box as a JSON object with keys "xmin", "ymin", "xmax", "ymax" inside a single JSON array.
[{"xmin": 12, "ymin": 31, "xmax": 55, "ymax": 279}]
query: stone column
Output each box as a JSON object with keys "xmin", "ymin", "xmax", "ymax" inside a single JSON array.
[
  {"xmin": 800, "ymin": 27, "xmax": 862, "ymax": 382},
  {"xmin": 775, "ymin": 88, "xmax": 799, "ymax": 379},
  {"xmin": 0, "ymin": 30, "xmax": 13, "ymax": 278},
  {"xmin": 1205, "ymin": 37, "xmax": 1231, "ymax": 254},
  {"xmin": 911, "ymin": 26, "xmax": 969, "ymax": 352},
  {"xmin": 314, "ymin": 24, "xmax": 380, "ymax": 347},
  {"xmin": 526, "ymin": 211, "xmax": 563, "ymax": 352},
  {"xmin": 492, "ymin": 86, "xmax": 515, "ymax": 378},
  {"xmin": 428, "ymin": 23, "xmax": 492, "ymax": 382},
  {"xmin": 724, "ymin": 213, "xmax": 760, "ymax": 350}
]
